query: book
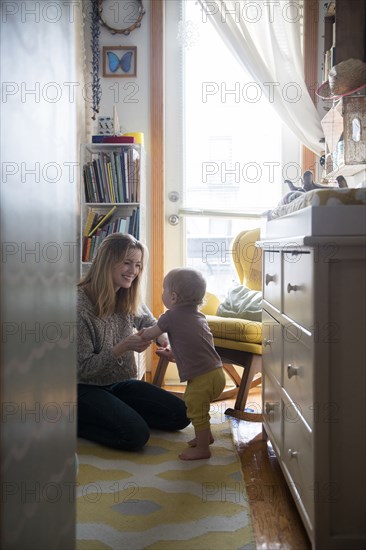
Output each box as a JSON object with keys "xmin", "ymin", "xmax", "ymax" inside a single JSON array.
[
  {"xmin": 88, "ymin": 206, "xmax": 117, "ymax": 237},
  {"xmin": 85, "ymin": 163, "xmax": 98, "ymax": 202},
  {"xmin": 83, "ymin": 210, "xmax": 96, "ymax": 237},
  {"xmin": 91, "ymin": 135, "xmax": 135, "ymax": 144},
  {"xmin": 83, "ymin": 165, "xmax": 93, "ymax": 202},
  {"xmin": 92, "ymin": 159, "xmax": 105, "ymax": 202},
  {"xmin": 114, "ymin": 151, "xmax": 123, "ymax": 202},
  {"xmin": 118, "ymin": 217, "xmax": 127, "ymax": 234},
  {"xmin": 106, "ymin": 162, "xmax": 116, "ymax": 202},
  {"xmin": 101, "ymin": 136, "xmax": 135, "ymax": 144},
  {"xmin": 83, "ymin": 237, "xmax": 92, "ymax": 262}
]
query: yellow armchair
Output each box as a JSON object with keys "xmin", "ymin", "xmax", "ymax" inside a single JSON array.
[{"xmin": 202, "ymin": 228, "xmax": 263, "ymax": 421}]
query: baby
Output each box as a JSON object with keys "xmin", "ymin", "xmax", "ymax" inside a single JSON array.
[{"xmin": 140, "ymin": 268, "xmax": 225, "ymax": 460}]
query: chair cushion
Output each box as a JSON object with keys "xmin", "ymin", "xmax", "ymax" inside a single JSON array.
[
  {"xmin": 207, "ymin": 314, "xmax": 262, "ymax": 344},
  {"xmin": 213, "ymin": 337, "xmax": 262, "ymax": 355}
]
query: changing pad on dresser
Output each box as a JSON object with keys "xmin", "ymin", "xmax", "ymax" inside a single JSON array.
[
  {"xmin": 268, "ymin": 188, "xmax": 366, "ymax": 220},
  {"xmin": 262, "ymin": 188, "xmax": 366, "ymax": 239}
]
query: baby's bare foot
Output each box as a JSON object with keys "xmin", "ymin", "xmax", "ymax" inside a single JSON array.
[
  {"xmin": 188, "ymin": 434, "xmax": 214, "ymax": 447},
  {"xmin": 179, "ymin": 447, "xmax": 211, "ymax": 460}
]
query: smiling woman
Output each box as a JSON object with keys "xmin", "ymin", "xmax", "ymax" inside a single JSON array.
[
  {"xmin": 112, "ymin": 247, "xmax": 142, "ymax": 291},
  {"xmin": 76, "ymin": 233, "xmax": 190, "ymax": 451}
]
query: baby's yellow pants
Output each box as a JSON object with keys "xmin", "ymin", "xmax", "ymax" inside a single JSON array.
[{"xmin": 184, "ymin": 367, "xmax": 226, "ymax": 431}]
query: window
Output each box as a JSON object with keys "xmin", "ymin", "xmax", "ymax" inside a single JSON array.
[{"xmin": 165, "ymin": 0, "xmax": 300, "ymax": 298}]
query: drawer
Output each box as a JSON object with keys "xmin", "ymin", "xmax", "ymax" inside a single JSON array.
[
  {"xmin": 262, "ymin": 310, "xmax": 282, "ymax": 385},
  {"xmin": 283, "ymin": 332, "xmax": 313, "ymax": 428},
  {"xmin": 263, "ymin": 371, "xmax": 282, "ymax": 456},
  {"xmin": 283, "ymin": 250, "xmax": 313, "ymax": 329},
  {"xmin": 283, "ymin": 407, "xmax": 314, "ymax": 526},
  {"xmin": 263, "ymin": 250, "xmax": 281, "ymax": 310}
]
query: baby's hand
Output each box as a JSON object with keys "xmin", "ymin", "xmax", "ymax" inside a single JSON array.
[{"xmin": 156, "ymin": 346, "xmax": 176, "ymax": 362}]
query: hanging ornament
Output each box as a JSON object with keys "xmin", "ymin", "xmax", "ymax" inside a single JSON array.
[{"xmin": 90, "ymin": 0, "xmax": 102, "ymax": 119}]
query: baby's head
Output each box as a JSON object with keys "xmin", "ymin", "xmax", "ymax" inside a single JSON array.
[{"xmin": 163, "ymin": 268, "xmax": 206, "ymax": 307}]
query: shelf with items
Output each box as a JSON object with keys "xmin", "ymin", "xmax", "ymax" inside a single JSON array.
[
  {"xmin": 322, "ymin": 0, "xmax": 365, "ymax": 76},
  {"xmin": 80, "ymin": 143, "xmax": 145, "ymax": 277},
  {"xmin": 320, "ymin": 94, "xmax": 366, "ymax": 181},
  {"xmin": 319, "ymin": 1, "xmax": 366, "ymax": 182}
]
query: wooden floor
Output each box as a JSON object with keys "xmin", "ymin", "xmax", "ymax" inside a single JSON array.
[{"xmin": 165, "ymin": 384, "xmax": 311, "ymax": 550}]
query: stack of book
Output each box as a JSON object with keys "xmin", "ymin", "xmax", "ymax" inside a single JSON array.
[
  {"xmin": 83, "ymin": 146, "xmax": 140, "ymax": 203},
  {"xmin": 82, "ymin": 206, "xmax": 140, "ymax": 262}
]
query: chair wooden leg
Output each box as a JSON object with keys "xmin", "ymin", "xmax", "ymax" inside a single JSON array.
[
  {"xmin": 222, "ymin": 363, "xmax": 242, "ymax": 387},
  {"xmin": 234, "ymin": 354, "xmax": 261, "ymax": 411},
  {"xmin": 152, "ymin": 356, "xmax": 170, "ymax": 386},
  {"xmin": 223, "ymin": 354, "xmax": 263, "ymax": 423},
  {"xmin": 152, "ymin": 356, "xmax": 185, "ymax": 399}
]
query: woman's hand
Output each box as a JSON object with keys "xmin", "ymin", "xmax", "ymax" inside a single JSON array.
[{"xmin": 113, "ymin": 333, "xmax": 152, "ymax": 358}]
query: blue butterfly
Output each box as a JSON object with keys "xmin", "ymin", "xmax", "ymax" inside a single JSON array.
[{"xmin": 107, "ymin": 51, "xmax": 133, "ymax": 73}]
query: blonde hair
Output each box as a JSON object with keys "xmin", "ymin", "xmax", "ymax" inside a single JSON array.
[
  {"xmin": 164, "ymin": 268, "xmax": 206, "ymax": 306},
  {"xmin": 78, "ymin": 233, "xmax": 147, "ymax": 318}
]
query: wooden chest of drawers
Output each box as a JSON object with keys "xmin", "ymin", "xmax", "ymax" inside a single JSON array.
[{"xmin": 258, "ymin": 235, "xmax": 366, "ymax": 549}]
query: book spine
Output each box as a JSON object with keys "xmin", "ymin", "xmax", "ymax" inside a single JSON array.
[
  {"xmin": 123, "ymin": 149, "xmax": 129, "ymax": 202},
  {"xmin": 83, "ymin": 165, "xmax": 91, "ymax": 203},
  {"xmin": 106, "ymin": 162, "xmax": 116, "ymax": 202},
  {"xmin": 100, "ymin": 153, "xmax": 110, "ymax": 201},
  {"xmin": 97, "ymin": 158, "xmax": 110, "ymax": 202},
  {"xmin": 83, "ymin": 210, "xmax": 95, "ymax": 237},
  {"xmin": 110, "ymin": 152, "xmax": 120, "ymax": 203},
  {"xmin": 92, "ymin": 159, "xmax": 104, "ymax": 202}
]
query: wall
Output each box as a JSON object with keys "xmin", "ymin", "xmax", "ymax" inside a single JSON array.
[{"xmin": 83, "ymin": 0, "xmax": 152, "ymax": 256}]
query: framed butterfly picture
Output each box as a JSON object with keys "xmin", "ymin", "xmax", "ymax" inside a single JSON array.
[{"xmin": 102, "ymin": 46, "xmax": 137, "ymax": 77}]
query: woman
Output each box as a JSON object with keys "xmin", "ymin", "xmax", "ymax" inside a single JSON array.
[{"xmin": 77, "ymin": 233, "xmax": 189, "ymax": 450}]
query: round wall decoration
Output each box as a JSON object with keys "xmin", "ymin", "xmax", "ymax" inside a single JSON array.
[{"xmin": 98, "ymin": 0, "xmax": 145, "ymax": 35}]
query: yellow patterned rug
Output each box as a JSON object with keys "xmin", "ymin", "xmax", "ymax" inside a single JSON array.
[{"xmin": 76, "ymin": 406, "xmax": 255, "ymax": 549}]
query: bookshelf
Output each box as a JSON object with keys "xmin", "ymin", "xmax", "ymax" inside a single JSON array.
[{"xmin": 80, "ymin": 143, "xmax": 146, "ymax": 278}]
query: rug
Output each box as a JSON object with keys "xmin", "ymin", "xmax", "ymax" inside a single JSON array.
[{"xmin": 76, "ymin": 404, "xmax": 255, "ymax": 550}]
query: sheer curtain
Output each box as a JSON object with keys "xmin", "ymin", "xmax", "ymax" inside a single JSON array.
[{"xmin": 198, "ymin": 0, "xmax": 323, "ymax": 154}]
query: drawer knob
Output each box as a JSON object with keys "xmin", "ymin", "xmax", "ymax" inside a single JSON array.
[
  {"xmin": 263, "ymin": 338, "xmax": 274, "ymax": 347},
  {"xmin": 288, "ymin": 449, "xmax": 298, "ymax": 459},
  {"xmin": 265, "ymin": 273, "xmax": 276, "ymax": 286},
  {"xmin": 287, "ymin": 283, "xmax": 299, "ymax": 293},
  {"xmin": 287, "ymin": 364, "xmax": 299, "ymax": 378},
  {"xmin": 265, "ymin": 402, "xmax": 277, "ymax": 414}
]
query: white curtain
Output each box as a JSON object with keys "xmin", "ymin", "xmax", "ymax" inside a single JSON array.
[{"xmin": 198, "ymin": 0, "xmax": 323, "ymax": 155}]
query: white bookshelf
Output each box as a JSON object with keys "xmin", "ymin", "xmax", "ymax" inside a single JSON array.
[{"xmin": 79, "ymin": 143, "xmax": 146, "ymax": 278}]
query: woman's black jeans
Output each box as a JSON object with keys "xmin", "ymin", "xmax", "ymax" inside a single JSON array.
[{"xmin": 77, "ymin": 380, "xmax": 190, "ymax": 451}]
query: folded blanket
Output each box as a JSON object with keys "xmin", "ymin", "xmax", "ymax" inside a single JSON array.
[
  {"xmin": 217, "ymin": 285, "xmax": 262, "ymax": 322},
  {"xmin": 267, "ymin": 187, "xmax": 366, "ymax": 220}
]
